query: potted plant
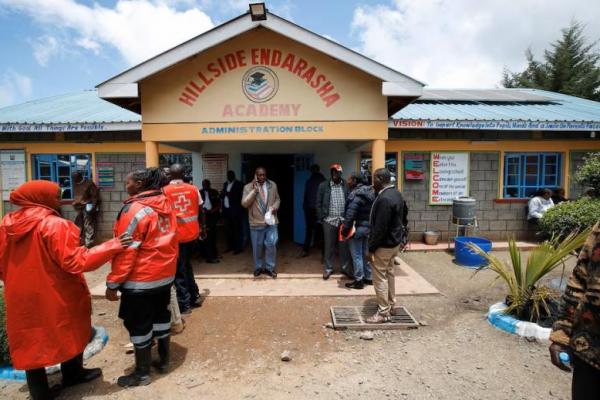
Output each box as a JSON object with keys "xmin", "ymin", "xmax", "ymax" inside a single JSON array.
[{"xmin": 469, "ymin": 229, "xmax": 590, "ymax": 324}]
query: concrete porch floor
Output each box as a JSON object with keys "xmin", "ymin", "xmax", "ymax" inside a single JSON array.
[{"xmin": 90, "ymin": 242, "xmax": 439, "ymax": 298}]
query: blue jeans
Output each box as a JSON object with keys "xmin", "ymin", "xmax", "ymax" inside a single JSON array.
[
  {"xmin": 348, "ymin": 236, "xmax": 372, "ymax": 281},
  {"xmin": 250, "ymin": 225, "xmax": 278, "ymax": 272}
]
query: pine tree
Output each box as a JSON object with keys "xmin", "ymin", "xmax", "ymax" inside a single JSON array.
[{"xmin": 503, "ymin": 22, "xmax": 600, "ymax": 101}]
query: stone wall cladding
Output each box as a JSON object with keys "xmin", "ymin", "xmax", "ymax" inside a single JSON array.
[
  {"xmin": 95, "ymin": 153, "xmax": 146, "ymax": 239},
  {"xmin": 2, "ymin": 153, "xmax": 144, "ymax": 241},
  {"xmin": 402, "ymin": 151, "xmax": 534, "ymax": 242}
]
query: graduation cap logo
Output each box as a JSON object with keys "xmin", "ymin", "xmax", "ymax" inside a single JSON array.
[{"xmin": 242, "ymin": 66, "xmax": 279, "ymax": 103}]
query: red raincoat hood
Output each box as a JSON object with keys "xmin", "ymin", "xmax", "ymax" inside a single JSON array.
[
  {"xmin": 2, "ymin": 207, "xmax": 56, "ymax": 241},
  {"xmin": 124, "ymin": 190, "xmax": 173, "ymax": 216}
]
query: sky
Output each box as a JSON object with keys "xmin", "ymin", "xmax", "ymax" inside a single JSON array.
[{"xmin": 0, "ymin": 0, "xmax": 599, "ymax": 107}]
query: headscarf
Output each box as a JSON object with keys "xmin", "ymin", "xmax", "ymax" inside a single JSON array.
[{"xmin": 9, "ymin": 180, "xmax": 62, "ymax": 212}]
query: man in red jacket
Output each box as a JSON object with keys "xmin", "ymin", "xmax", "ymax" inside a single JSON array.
[
  {"xmin": 0, "ymin": 180, "xmax": 132, "ymax": 400},
  {"xmin": 106, "ymin": 167, "xmax": 178, "ymax": 387},
  {"xmin": 162, "ymin": 163, "xmax": 203, "ymax": 314}
]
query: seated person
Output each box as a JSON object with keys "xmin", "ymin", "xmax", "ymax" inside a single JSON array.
[
  {"xmin": 551, "ymin": 188, "xmax": 567, "ymax": 204},
  {"xmin": 527, "ymin": 188, "xmax": 554, "ymax": 224}
]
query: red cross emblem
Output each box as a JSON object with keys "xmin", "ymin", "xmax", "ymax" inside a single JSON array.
[
  {"xmin": 174, "ymin": 194, "xmax": 191, "ymax": 214},
  {"xmin": 158, "ymin": 216, "xmax": 171, "ymax": 234}
]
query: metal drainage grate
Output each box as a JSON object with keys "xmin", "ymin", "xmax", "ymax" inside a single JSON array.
[{"xmin": 330, "ymin": 306, "xmax": 419, "ymax": 330}]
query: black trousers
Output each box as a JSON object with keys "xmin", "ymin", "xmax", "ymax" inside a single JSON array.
[
  {"xmin": 174, "ymin": 241, "xmax": 200, "ymax": 310},
  {"xmin": 119, "ymin": 288, "xmax": 171, "ymax": 349},
  {"xmin": 573, "ymin": 355, "xmax": 600, "ymax": 400},
  {"xmin": 223, "ymin": 208, "xmax": 243, "ymax": 252},
  {"xmin": 303, "ymin": 207, "xmax": 323, "ymax": 254},
  {"xmin": 201, "ymin": 213, "xmax": 219, "ymax": 260},
  {"xmin": 25, "ymin": 353, "xmax": 85, "ymax": 400}
]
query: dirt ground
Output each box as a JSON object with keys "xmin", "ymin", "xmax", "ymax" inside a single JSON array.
[{"xmin": 2, "ymin": 250, "xmax": 577, "ymax": 400}]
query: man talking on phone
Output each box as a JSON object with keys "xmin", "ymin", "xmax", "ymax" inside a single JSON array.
[{"xmin": 242, "ymin": 167, "xmax": 280, "ymax": 278}]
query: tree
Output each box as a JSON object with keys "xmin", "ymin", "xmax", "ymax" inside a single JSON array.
[{"xmin": 503, "ymin": 22, "xmax": 600, "ymax": 101}]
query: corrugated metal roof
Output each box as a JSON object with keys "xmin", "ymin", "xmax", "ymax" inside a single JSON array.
[
  {"xmin": 417, "ymin": 89, "xmax": 554, "ymax": 102},
  {"xmin": 393, "ymin": 89, "xmax": 600, "ymax": 122},
  {"xmin": 0, "ymin": 90, "xmax": 140, "ymax": 124}
]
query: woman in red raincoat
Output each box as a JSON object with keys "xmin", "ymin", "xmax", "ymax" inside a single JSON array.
[{"xmin": 0, "ymin": 180, "xmax": 132, "ymax": 400}]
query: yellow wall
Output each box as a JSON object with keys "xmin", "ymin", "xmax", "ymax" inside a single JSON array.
[
  {"xmin": 142, "ymin": 121, "xmax": 387, "ymax": 142},
  {"xmin": 386, "ymin": 139, "xmax": 600, "ymax": 197},
  {"xmin": 0, "ymin": 142, "xmax": 186, "ymax": 181},
  {"xmin": 140, "ymin": 28, "xmax": 388, "ymax": 143}
]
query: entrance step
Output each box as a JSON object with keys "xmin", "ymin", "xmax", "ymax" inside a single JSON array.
[{"xmin": 89, "ymin": 259, "xmax": 439, "ymax": 298}]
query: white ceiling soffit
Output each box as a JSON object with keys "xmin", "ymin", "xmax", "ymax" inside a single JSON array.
[{"xmin": 96, "ymin": 12, "xmax": 424, "ymax": 98}]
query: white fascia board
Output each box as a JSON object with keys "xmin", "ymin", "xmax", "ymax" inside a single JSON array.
[
  {"xmin": 0, "ymin": 122, "xmax": 141, "ymax": 133},
  {"xmin": 382, "ymin": 82, "xmax": 423, "ymax": 97},
  {"xmin": 97, "ymin": 13, "xmax": 425, "ymax": 97},
  {"xmin": 262, "ymin": 15, "xmax": 425, "ymax": 89},
  {"xmin": 97, "ymin": 83, "xmax": 139, "ymax": 99}
]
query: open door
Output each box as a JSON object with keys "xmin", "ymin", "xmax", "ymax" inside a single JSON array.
[{"xmin": 293, "ymin": 154, "xmax": 314, "ymax": 244}]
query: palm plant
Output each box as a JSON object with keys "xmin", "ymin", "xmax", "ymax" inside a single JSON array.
[{"xmin": 469, "ymin": 228, "xmax": 591, "ymax": 323}]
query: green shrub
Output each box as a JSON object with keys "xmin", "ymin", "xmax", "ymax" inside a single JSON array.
[
  {"xmin": 539, "ymin": 198, "xmax": 600, "ymax": 238},
  {"xmin": 575, "ymin": 152, "xmax": 600, "ymax": 195},
  {"xmin": 0, "ymin": 290, "xmax": 10, "ymax": 366}
]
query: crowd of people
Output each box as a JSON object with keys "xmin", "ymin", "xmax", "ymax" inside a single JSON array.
[{"xmin": 2, "ymin": 162, "xmax": 597, "ymax": 399}]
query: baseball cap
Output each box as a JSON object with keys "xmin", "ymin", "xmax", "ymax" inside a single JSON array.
[{"xmin": 330, "ymin": 163, "xmax": 343, "ymax": 173}]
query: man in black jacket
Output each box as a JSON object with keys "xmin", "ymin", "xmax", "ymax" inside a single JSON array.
[
  {"xmin": 341, "ymin": 172, "xmax": 375, "ymax": 289},
  {"xmin": 299, "ymin": 164, "xmax": 325, "ymax": 258},
  {"xmin": 317, "ymin": 164, "xmax": 351, "ymax": 280},
  {"xmin": 221, "ymin": 170, "xmax": 244, "ymax": 255},
  {"xmin": 367, "ymin": 168, "xmax": 408, "ymax": 323},
  {"xmin": 200, "ymin": 179, "xmax": 221, "ymax": 264}
]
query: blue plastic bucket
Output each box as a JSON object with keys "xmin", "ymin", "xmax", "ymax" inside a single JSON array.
[{"xmin": 454, "ymin": 236, "xmax": 492, "ymax": 268}]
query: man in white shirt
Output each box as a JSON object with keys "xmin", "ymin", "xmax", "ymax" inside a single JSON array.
[{"xmin": 527, "ymin": 188, "xmax": 555, "ymax": 224}]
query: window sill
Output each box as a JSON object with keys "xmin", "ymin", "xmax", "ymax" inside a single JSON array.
[
  {"xmin": 61, "ymin": 200, "xmax": 74, "ymax": 205},
  {"xmin": 494, "ymin": 198, "xmax": 528, "ymax": 204}
]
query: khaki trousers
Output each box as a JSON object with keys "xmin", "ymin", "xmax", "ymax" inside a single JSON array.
[
  {"xmin": 372, "ymin": 246, "xmax": 400, "ymax": 314},
  {"xmin": 170, "ymin": 285, "xmax": 182, "ymax": 326}
]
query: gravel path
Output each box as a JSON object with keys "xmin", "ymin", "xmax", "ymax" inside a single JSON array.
[{"xmin": 2, "ymin": 250, "xmax": 575, "ymax": 399}]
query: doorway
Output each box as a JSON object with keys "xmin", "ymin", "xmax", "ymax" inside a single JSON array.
[{"xmin": 241, "ymin": 153, "xmax": 313, "ymax": 242}]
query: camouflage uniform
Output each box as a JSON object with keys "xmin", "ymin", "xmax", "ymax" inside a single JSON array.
[{"xmin": 551, "ymin": 221, "xmax": 600, "ymax": 371}]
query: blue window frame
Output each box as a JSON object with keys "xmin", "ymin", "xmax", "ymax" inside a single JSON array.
[
  {"xmin": 503, "ymin": 153, "xmax": 562, "ymax": 198},
  {"xmin": 32, "ymin": 154, "xmax": 92, "ymax": 200}
]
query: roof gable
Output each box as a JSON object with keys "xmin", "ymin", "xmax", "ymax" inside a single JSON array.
[{"xmin": 97, "ymin": 11, "xmax": 423, "ymax": 103}]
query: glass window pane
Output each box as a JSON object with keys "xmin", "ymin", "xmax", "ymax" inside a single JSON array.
[
  {"xmin": 526, "ymin": 164, "xmax": 538, "ymax": 175},
  {"xmin": 525, "ymin": 176, "xmax": 537, "ymax": 185},
  {"xmin": 524, "ymin": 187, "xmax": 537, "ymax": 197},
  {"xmin": 506, "ymin": 187, "xmax": 519, "ymax": 198},
  {"xmin": 525, "ymin": 155, "xmax": 538, "ymax": 164}
]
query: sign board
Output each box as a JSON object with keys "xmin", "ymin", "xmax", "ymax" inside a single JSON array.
[
  {"xmin": 404, "ymin": 154, "xmax": 425, "ymax": 180},
  {"xmin": 429, "ymin": 152, "xmax": 469, "ymax": 205},
  {"xmin": 202, "ymin": 154, "xmax": 228, "ymax": 191},
  {"xmin": 1, "ymin": 150, "xmax": 27, "ymax": 201},
  {"xmin": 390, "ymin": 119, "xmax": 600, "ymax": 131},
  {"xmin": 96, "ymin": 163, "xmax": 115, "ymax": 188}
]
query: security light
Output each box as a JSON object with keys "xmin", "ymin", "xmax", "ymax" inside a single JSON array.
[{"xmin": 249, "ymin": 2, "xmax": 267, "ymax": 21}]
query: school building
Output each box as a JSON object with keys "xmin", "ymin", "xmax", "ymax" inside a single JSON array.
[{"xmin": 1, "ymin": 8, "xmax": 600, "ymax": 242}]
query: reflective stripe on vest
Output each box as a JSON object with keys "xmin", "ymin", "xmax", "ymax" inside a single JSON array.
[
  {"xmin": 125, "ymin": 206, "xmax": 154, "ymax": 236},
  {"xmin": 120, "ymin": 276, "xmax": 175, "ymax": 290},
  {"xmin": 106, "ymin": 276, "xmax": 174, "ymax": 291}
]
